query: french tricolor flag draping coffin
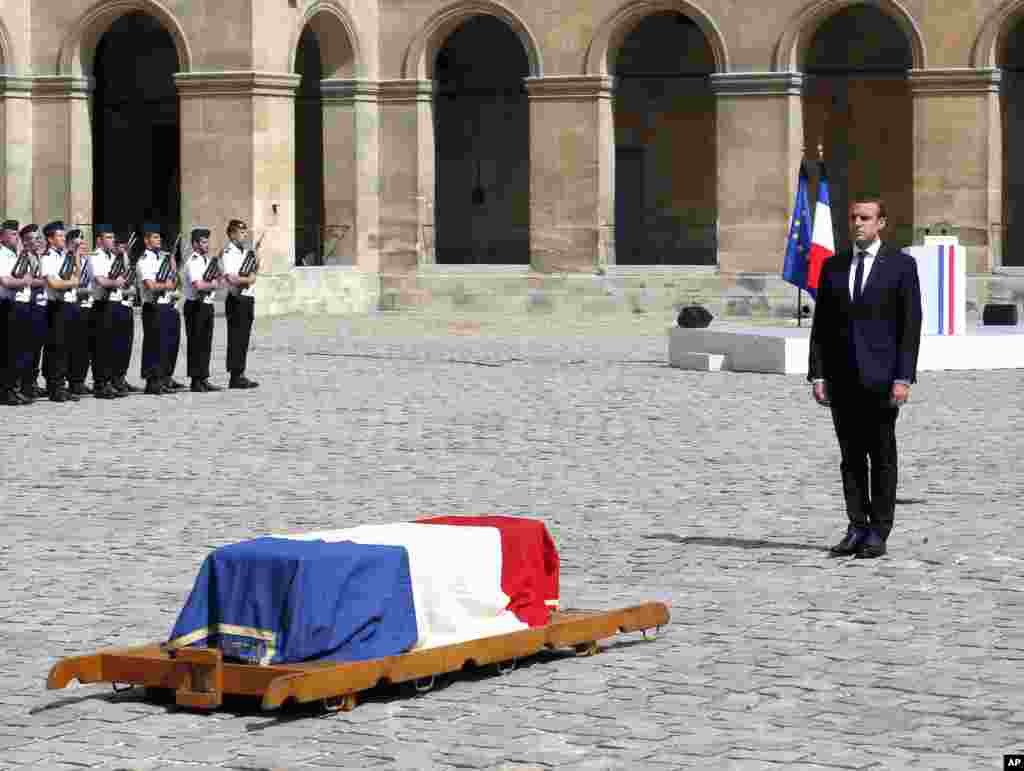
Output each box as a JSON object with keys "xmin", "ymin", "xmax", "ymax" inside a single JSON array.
[
  {"xmin": 904, "ymin": 235, "xmax": 966, "ymax": 336},
  {"xmin": 166, "ymin": 517, "xmax": 559, "ymax": 665}
]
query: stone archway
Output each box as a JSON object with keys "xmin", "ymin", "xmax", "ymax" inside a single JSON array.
[
  {"xmin": 798, "ymin": 3, "xmax": 916, "ymax": 252},
  {"xmin": 92, "ymin": 10, "xmax": 182, "ymax": 237}
]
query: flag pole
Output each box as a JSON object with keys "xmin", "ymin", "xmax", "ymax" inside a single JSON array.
[{"xmin": 797, "ymin": 142, "xmax": 807, "ymax": 327}]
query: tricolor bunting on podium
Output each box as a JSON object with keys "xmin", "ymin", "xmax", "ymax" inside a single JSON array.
[{"xmin": 904, "ymin": 235, "xmax": 966, "ymax": 336}]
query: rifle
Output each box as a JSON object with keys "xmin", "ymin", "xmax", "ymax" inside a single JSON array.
[
  {"xmin": 11, "ymin": 249, "xmax": 30, "ymax": 278},
  {"xmin": 239, "ymin": 232, "xmax": 265, "ymax": 276},
  {"xmin": 57, "ymin": 246, "xmax": 77, "ymax": 281},
  {"xmin": 109, "ymin": 234, "xmax": 137, "ymax": 280},
  {"xmin": 154, "ymin": 233, "xmax": 182, "ymax": 300}
]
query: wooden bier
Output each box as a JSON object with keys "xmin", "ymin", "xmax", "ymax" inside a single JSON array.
[{"xmin": 47, "ymin": 602, "xmax": 669, "ymax": 713}]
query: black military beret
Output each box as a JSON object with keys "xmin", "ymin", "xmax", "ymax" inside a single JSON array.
[
  {"xmin": 95, "ymin": 224, "xmax": 114, "ymax": 235},
  {"xmin": 20, "ymin": 223, "xmax": 38, "ymax": 238},
  {"xmin": 2, "ymin": 219, "xmax": 19, "ymax": 231},
  {"xmin": 142, "ymin": 224, "xmax": 161, "ymax": 236},
  {"xmin": 191, "ymin": 228, "xmax": 211, "ymax": 242},
  {"xmin": 43, "ymin": 221, "xmax": 65, "ymax": 237}
]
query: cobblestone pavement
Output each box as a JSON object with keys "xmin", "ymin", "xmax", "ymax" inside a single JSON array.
[{"xmin": 2, "ymin": 312, "xmax": 1022, "ymax": 771}]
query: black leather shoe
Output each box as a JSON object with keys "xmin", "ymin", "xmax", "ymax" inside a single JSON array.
[
  {"xmin": 66, "ymin": 389, "xmax": 81, "ymax": 402},
  {"xmin": 2, "ymin": 389, "xmax": 27, "ymax": 406},
  {"xmin": 96, "ymin": 383, "xmax": 120, "ymax": 400},
  {"xmin": 191, "ymin": 379, "xmax": 207, "ymax": 393},
  {"xmin": 69, "ymin": 382, "xmax": 92, "ymax": 396},
  {"xmin": 168, "ymin": 378, "xmax": 186, "ymax": 391},
  {"xmin": 202, "ymin": 379, "xmax": 222, "ymax": 392},
  {"xmin": 145, "ymin": 379, "xmax": 164, "ymax": 395},
  {"xmin": 49, "ymin": 388, "xmax": 69, "ymax": 403},
  {"xmin": 855, "ymin": 530, "xmax": 887, "ymax": 559},
  {"xmin": 117, "ymin": 378, "xmax": 141, "ymax": 393},
  {"xmin": 230, "ymin": 375, "xmax": 259, "ymax": 389},
  {"xmin": 829, "ymin": 526, "xmax": 870, "ymax": 556}
]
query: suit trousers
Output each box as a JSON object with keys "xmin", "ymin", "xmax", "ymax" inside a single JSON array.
[
  {"xmin": 91, "ymin": 300, "xmax": 113, "ymax": 385},
  {"xmin": 183, "ymin": 300, "xmax": 214, "ymax": 379},
  {"xmin": 0, "ymin": 300, "xmax": 10, "ymax": 389},
  {"xmin": 112, "ymin": 302, "xmax": 133, "ymax": 379},
  {"xmin": 225, "ymin": 294, "xmax": 254, "ymax": 376},
  {"xmin": 45, "ymin": 301, "xmax": 79, "ymax": 387},
  {"xmin": 69, "ymin": 305, "xmax": 95, "ymax": 385},
  {"xmin": 830, "ymin": 389, "xmax": 899, "ymax": 540}
]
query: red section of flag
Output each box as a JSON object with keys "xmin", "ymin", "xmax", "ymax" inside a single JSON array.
[
  {"xmin": 417, "ymin": 515, "xmax": 560, "ymax": 627},
  {"xmin": 807, "ymin": 242, "xmax": 831, "ymax": 290},
  {"xmin": 948, "ymin": 246, "xmax": 955, "ymax": 334}
]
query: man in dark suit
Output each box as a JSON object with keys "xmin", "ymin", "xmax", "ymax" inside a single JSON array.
[{"xmin": 809, "ymin": 195, "xmax": 922, "ymax": 559}]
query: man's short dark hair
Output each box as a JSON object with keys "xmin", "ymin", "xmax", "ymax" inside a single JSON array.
[
  {"xmin": 850, "ymin": 194, "xmax": 887, "ymax": 220},
  {"xmin": 227, "ymin": 219, "xmax": 247, "ymax": 235}
]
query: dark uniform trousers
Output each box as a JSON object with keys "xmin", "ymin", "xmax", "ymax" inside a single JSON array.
[
  {"xmin": 184, "ymin": 299, "xmax": 214, "ymax": 379},
  {"xmin": 0, "ymin": 300, "xmax": 10, "ymax": 390},
  {"xmin": 111, "ymin": 302, "xmax": 134, "ymax": 380},
  {"xmin": 225, "ymin": 294, "xmax": 254, "ymax": 377},
  {"xmin": 45, "ymin": 301, "xmax": 79, "ymax": 388},
  {"xmin": 141, "ymin": 302, "xmax": 179, "ymax": 381},
  {"xmin": 5, "ymin": 301, "xmax": 34, "ymax": 389},
  {"xmin": 91, "ymin": 300, "xmax": 112, "ymax": 386},
  {"xmin": 27, "ymin": 303, "xmax": 47, "ymax": 389},
  {"xmin": 68, "ymin": 305, "xmax": 95, "ymax": 386}
]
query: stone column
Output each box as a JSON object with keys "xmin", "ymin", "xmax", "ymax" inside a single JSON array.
[
  {"xmin": 320, "ymin": 79, "xmax": 380, "ymax": 272},
  {"xmin": 710, "ymin": 72, "xmax": 804, "ymax": 275},
  {"xmin": 523, "ymin": 76, "xmax": 614, "ymax": 273},
  {"xmin": 0, "ymin": 76, "xmax": 33, "ymax": 222},
  {"xmin": 377, "ymin": 79, "xmax": 433, "ymax": 273},
  {"xmin": 174, "ymin": 71, "xmax": 300, "ymax": 274},
  {"xmin": 908, "ymin": 68, "xmax": 1002, "ymax": 273},
  {"xmin": 31, "ymin": 77, "xmax": 93, "ymax": 227}
]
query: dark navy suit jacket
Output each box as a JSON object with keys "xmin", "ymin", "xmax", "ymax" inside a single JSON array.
[{"xmin": 808, "ymin": 244, "xmax": 923, "ymax": 394}]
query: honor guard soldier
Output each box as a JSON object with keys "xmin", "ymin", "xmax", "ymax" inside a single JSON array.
[
  {"xmin": 0, "ymin": 219, "xmax": 33, "ymax": 405},
  {"xmin": 39, "ymin": 221, "xmax": 80, "ymax": 402},
  {"xmin": 138, "ymin": 225, "xmax": 180, "ymax": 394},
  {"xmin": 110, "ymin": 233, "xmax": 140, "ymax": 393},
  {"xmin": 221, "ymin": 219, "xmax": 259, "ymax": 388},
  {"xmin": 66, "ymin": 229, "xmax": 95, "ymax": 396},
  {"xmin": 88, "ymin": 225, "xmax": 127, "ymax": 399},
  {"xmin": 20, "ymin": 225, "xmax": 49, "ymax": 399},
  {"xmin": 183, "ymin": 228, "xmax": 223, "ymax": 392}
]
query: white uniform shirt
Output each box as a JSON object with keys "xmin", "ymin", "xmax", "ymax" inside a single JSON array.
[
  {"xmin": 221, "ymin": 241, "xmax": 255, "ymax": 298},
  {"xmin": 137, "ymin": 248, "xmax": 171, "ymax": 305},
  {"xmin": 184, "ymin": 252, "xmax": 215, "ymax": 304},
  {"xmin": 77, "ymin": 251, "xmax": 95, "ymax": 309},
  {"xmin": 0, "ymin": 244, "xmax": 16, "ymax": 301},
  {"xmin": 91, "ymin": 248, "xmax": 121, "ymax": 302},
  {"xmin": 13, "ymin": 252, "xmax": 34, "ymax": 304},
  {"xmin": 40, "ymin": 248, "xmax": 75, "ymax": 303}
]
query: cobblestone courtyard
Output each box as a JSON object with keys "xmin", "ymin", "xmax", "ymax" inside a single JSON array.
[{"xmin": 1, "ymin": 312, "xmax": 1022, "ymax": 770}]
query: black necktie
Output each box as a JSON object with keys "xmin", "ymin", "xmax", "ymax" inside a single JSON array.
[{"xmin": 853, "ymin": 251, "xmax": 866, "ymax": 303}]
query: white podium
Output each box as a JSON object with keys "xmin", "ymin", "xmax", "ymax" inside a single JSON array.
[{"xmin": 903, "ymin": 234, "xmax": 966, "ymax": 336}]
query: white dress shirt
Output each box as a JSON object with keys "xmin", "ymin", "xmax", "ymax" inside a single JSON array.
[
  {"xmin": 91, "ymin": 248, "xmax": 121, "ymax": 302},
  {"xmin": 0, "ymin": 244, "xmax": 16, "ymax": 301},
  {"xmin": 184, "ymin": 253, "xmax": 214, "ymax": 304},
  {"xmin": 40, "ymin": 248, "xmax": 75, "ymax": 303},
  {"xmin": 849, "ymin": 238, "xmax": 882, "ymax": 301},
  {"xmin": 221, "ymin": 241, "xmax": 255, "ymax": 298},
  {"xmin": 137, "ymin": 248, "xmax": 171, "ymax": 305}
]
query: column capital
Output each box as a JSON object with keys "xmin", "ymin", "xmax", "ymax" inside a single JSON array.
[
  {"xmin": 377, "ymin": 79, "xmax": 433, "ymax": 104},
  {"xmin": 524, "ymin": 75, "xmax": 613, "ymax": 101},
  {"xmin": 908, "ymin": 68, "xmax": 1001, "ymax": 96},
  {"xmin": 710, "ymin": 71, "xmax": 803, "ymax": 97},
  {"xmin": 320, "ymin": 79, "xmax": 380, "ymax": 104},
  {"xmin": 31, "ymin": 75, "xmax": 93, "ymax": 100},
  {"xmin": 174, "ymin": 71, "xmax": 300, "ymax": 98}
]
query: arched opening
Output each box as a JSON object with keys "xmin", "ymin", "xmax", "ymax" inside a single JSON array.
[
  {"xmin": 1000, "ymin": 16, "xmax": 1024, "ymax": 266},
  {"xmin": 295, "ymin": 25, "xmax": 326, "ymax": 265},
  {"xmin": 612, "ymin": 12, "xmax": 716, "ymax": 265},
  {"xmin": 92, "ymin": 12, "xmax": 180, "ymax": 235},
  {"xmin": 802, "ymin": 4, "xmax": 914, "ymax": 252},
  {"xmin": 434, "ymin": 15, "xmax": 530, "ymax": 264}
]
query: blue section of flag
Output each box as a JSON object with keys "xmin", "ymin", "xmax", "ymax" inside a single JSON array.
[
  {"xmin": 938, "ymin": 245, "xmax": 945, "ymax": 335},
  {"xmin": 782, "ymin": 162, "xmax": 813, "ymax": 295},
  {"xmin": 168, "ymin": 538, "xmax": 419, "ymax": 664}
]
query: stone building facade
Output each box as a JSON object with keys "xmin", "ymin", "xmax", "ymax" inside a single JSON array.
[{"xmin": 2, "ymin": 0, "xmax": 1024, "ymax": 318}]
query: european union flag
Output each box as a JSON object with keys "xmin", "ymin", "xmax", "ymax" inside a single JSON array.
[{"xmin": 782, "ymin": 161, "xmax": 813, "ymax": 296}]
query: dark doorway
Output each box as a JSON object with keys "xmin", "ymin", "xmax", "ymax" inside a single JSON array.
[
  {"xmin": 92, "ymin": 12, "xmax": 180, "ymax": 236},
  {"xmin": 803, "ymin": 5, "xmax": 914, "ymax": 252},
  {"xmin": 295, "ymin": 26, "xmax": 326, "ymax": 266},
  {"xmin": 1001, "ymin": 20, "xmax": 1024, "ymax": 267},
  {"xmin": 434, "ymin": 16, "xmax": 530, "ymax": 264},
  {"xmin": 613, "ymin": 12, "xmax": 717, "ymax": 265}
]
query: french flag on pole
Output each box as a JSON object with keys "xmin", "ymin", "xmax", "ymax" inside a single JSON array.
[{"xmin": 807, "ymin": 161, "xmax": 835, "ymax": 294}]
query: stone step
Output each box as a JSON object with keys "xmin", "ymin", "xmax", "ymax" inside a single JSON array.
[{"xmin": 668, "ymin": 351, "xmax": 727, "ymax": 371}]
